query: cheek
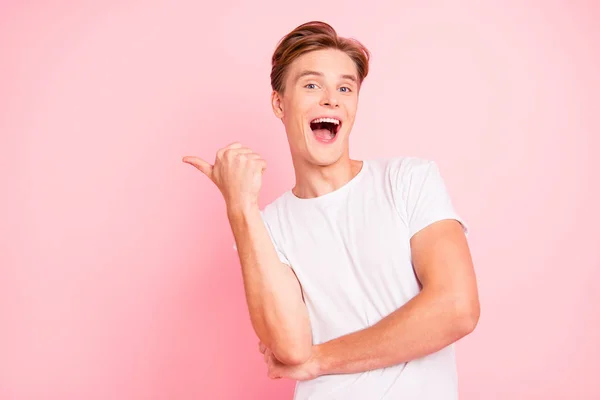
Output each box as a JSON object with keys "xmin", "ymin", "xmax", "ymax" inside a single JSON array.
[{"xmin": 345, "ymin": 101, "xmax": 358, "ymax": 120}]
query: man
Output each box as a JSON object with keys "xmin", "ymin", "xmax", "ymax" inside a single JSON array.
[{"xmin": 183, "ymin": 21, "xmax": 479, "ymax": 400}]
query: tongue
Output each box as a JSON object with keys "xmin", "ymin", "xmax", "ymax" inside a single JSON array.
[{"xmin": 313, "ymin": 129, "xmax": 334, "ymax": 140}]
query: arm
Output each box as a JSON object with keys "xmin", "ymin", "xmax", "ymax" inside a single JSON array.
[
  {"xmin": 229, "ymin": 204, "xmax": 313, "ymax": 365},
  {"xmin": 312, "ymin": 219, "xmax": 479, "ymax": 375},
  {"xmin": 182, "ymin": 142, "xmax": 312, "ymax": 366}
]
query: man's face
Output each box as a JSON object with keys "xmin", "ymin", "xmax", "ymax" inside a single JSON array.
[{"xmin": 271, "ymin": 48, "xmax": 360, "ymax": 167}]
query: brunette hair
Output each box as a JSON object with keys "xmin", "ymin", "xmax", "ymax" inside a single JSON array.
[{"xmin": 270, "ymin": 21, "xmax": 371, "ymax": 93}]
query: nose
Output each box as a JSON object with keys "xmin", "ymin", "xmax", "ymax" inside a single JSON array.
[{"xmin": 320, "ymin": 89, "xmax": 339, "ymax": 108}]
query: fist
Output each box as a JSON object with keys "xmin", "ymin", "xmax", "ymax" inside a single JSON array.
[
  {"xmin": 183, "ymin": 142, "xmax": 267, "ymax": 211},
  {"xmin": 258, "ymin": 341, "xmax": 320, "ymax": 381}
]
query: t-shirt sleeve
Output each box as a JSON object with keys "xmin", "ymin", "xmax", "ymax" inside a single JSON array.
[
  {"xmin": 232, "ymin": 211, "xmax": 291, "ymax": 266},
  {"xmin": 402, "ymin": 160, "xmax": 469, "ymax": 238}
]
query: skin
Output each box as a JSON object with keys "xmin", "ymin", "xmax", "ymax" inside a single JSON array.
[
  {"xmin": 181, "ymin": 141, "xmax": 313, "ymax": 365},
  {"xmin": 183, "ymin": 48, "xmax": 480, "ymax": 380},
  {"xmin": 270, "ymin": 48, "xmax": 364, "ymax": 199}
]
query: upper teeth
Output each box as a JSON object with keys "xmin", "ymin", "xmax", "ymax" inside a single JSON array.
[{"xmin": 312, "ymin": 117, "xmax": 340, "ymax": 125}]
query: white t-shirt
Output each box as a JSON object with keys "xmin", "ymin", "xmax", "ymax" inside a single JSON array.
[{"xmin": 256, "ymin": 156, "xmax": 468, "ymax": 400}]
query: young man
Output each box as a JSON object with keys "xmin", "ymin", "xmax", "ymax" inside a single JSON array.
[{"xmin": 183, "ymin": 21, "xmax": 479, "ymax": 400}]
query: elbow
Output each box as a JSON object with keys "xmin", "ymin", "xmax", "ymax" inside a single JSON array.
[{"xmin": 452, "ymin": 295, "xmax": 480, "ymax": 337}]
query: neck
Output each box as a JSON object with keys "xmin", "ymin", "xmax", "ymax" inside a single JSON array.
[{"xmin": 291, "ymin": 155, "xmax": 363, "ymax": 199}]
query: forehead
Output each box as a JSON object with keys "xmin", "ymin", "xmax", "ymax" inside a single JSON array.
[{"xmin": 287, "ymin": 49, "xmax": 358, "ymax": 80}]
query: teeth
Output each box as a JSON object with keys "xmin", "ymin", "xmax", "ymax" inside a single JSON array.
[{"xmin": 311, "ymin": 117, "xmax": 340, "ymax": 125}]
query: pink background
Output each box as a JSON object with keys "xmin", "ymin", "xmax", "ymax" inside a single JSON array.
[{"xmin": 2, "ymin": 1, "xmax": 599, "ymax": 399}]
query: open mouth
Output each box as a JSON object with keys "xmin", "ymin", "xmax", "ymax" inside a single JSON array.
[{"xmin": 310, "ymin": 117, "xmax": 341, "ymax": 142}]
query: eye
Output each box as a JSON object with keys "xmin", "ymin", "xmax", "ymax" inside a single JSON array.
[
  {"xmin": 339, "ymin": 86, "xmax": 352, "ymax": 93},
  {"xmin": 305, "ymin": 83, "xmax": 318, "ymax": 89}
]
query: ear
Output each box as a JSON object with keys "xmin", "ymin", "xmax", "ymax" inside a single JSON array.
[{"xmin": 271, "ymin": 90, "xmax": 284, "ymax": 119}]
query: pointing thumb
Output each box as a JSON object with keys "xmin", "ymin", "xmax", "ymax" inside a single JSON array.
[{"xmin": 182, "ymin": 156, "xmax": 213, "ymax": 178}]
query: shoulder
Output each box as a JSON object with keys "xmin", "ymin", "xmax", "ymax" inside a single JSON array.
[
  {"xmin": 369, "ymin": 156, "xmax": 454, "ymax": 214},
  {"xmin": 259, "ymin": 191, "xmax": 292, "ymax": 232},
  {"xmin": 366, "ymin": 155, "xmax": 434, "ymax": 169},
  {"xmin": 261, "ymin": 191, "xmax": 289, "ymax": 216},
  {"xmin": 366, "ymin": 156, "xmax": 439, "ymax": 185},
  {"xmin": 388, "ymin": 155, "xmax": 436, "ymax": 173}
]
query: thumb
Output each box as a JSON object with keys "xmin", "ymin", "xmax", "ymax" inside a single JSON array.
[{"xmin": 182, "ymin": 156, "xmax": 213, "ymax": 177}]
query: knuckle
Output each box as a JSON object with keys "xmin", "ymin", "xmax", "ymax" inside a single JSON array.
[{"xmin": 223, "ymin": 149, "xmax": 235, "ymax": 159}]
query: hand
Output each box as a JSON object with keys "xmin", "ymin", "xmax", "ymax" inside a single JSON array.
[
  {"xmin": 182, "ymin": 142, "xmax": 267, "ymax": 211},
  {"xmin": 259, "ymin": 341, "xmax": 320, "ymax": 381}
]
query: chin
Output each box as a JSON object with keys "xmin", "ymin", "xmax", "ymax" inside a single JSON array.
[
  {"xmin": 287, "ymin": 122, "xmax": 349, "ymax": 167},
  {"xmin": 302, "ymin": 130, "xmax": 349, "ymax": 166}
]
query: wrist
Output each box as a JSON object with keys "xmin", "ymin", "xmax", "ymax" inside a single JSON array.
[
  {"xmin": 311, "ymin": 344, "xmax": 327, "ymax": 378},
  {"xmin": 226, "ymin": 201, "xmax": 259, "ymax": 220}
]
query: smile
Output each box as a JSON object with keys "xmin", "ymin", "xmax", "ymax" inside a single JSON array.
[{"xmin": 309, "ymin": 117, "xmax": 342, "ymax": 143}]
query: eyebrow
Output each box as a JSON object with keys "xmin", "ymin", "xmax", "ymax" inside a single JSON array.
[{"xmin": 295, "ymin": 70, "xmax": 357, "ymax": 83}]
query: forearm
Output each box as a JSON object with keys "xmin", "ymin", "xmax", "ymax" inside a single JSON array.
[
  {"xmin": 314, "ymin": 288, "xmax": 478, "ymax": 376},
  {"xmin": 228, "ymin": 205, "xmax": 312, "ymax": 365}
]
